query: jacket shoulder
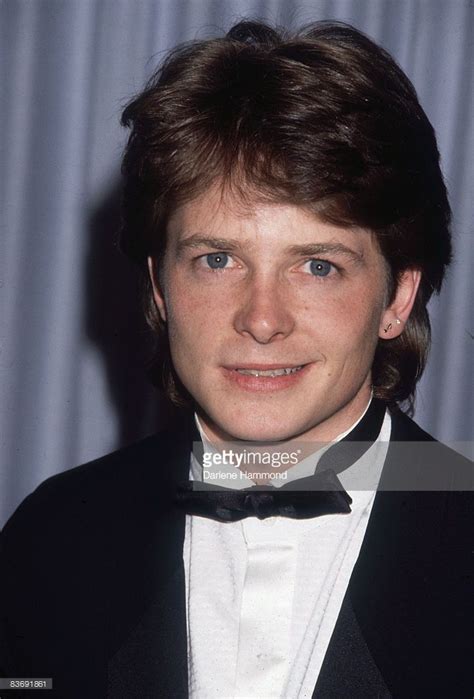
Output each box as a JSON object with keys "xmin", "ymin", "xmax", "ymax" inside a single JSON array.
[
  {"xmin": 1, "ymin": 417, "xmax": 191, "ymax": 547},
  {"xmin": 0, "ymin": 418, "xmax": 192, "ymax": 682},
  {"xmin": 385, "ymin": 410, "xmax": 474, "ymax": 496}
]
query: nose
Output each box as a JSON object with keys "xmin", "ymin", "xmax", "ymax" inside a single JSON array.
[{"xmin": 233, "ymin": 276, "xmax": 295, "ymax": 344}]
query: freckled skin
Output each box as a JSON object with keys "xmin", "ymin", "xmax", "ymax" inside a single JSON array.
[{"xmin": 150, "ymin": 187, "xmax": 419, "ymax": 444}]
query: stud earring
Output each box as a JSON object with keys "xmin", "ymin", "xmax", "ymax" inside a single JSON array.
[{"xmin": 383, "ymin": 318, "xmax": 402, "ymax": 333}]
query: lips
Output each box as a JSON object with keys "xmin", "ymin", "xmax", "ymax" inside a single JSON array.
[
  {"xmin": 222, "ymin": 363, "xmax": 311, "ymax": 391},
  {"xmin": 224, "ymin": 363, "xmax": 307, "ymax": 370},
  {"xmin": 235, "ymin": 366, "xmax": 304, "ymax": 377}
]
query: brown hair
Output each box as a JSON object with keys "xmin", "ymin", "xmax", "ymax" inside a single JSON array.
[{"xmin": 120, "ymin": 20, "xmax": 451, "ymax": 409}]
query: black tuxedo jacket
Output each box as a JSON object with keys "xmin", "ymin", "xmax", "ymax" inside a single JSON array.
[{"xmin": 1, "ymin": 408, "xmax": 472, "ymax": 698}]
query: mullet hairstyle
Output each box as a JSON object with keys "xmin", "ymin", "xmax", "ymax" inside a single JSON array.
[{"xmin": 120, "ymin": 20, "xmax": 451, "ymax": 410}]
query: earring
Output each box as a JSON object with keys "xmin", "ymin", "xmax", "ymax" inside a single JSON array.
[{"xmin": 383, "ymin": 318, "xmax": 402, "ymax": 333}]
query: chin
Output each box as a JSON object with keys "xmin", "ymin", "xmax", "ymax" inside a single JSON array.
[{"xmin": 210, "ymin": 412, "xmax": 307, "ymax": 443}]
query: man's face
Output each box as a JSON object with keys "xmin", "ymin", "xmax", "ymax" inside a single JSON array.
[{"xmin": 150, "ymin": 187, "xmax": 399, "ymax": 443}]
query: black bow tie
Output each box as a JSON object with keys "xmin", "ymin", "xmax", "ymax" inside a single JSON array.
[
  {"xmin": 176, "ymin": 469, "xmax": 352, "ymax": 522},
  {"xmin": 176, "ymin": 398, "xmax": 386, "ymax": 523}
]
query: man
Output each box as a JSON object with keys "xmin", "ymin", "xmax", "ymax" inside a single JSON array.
[{"xmin": 0, "ymin": 20, "xmax": 472, "ymax": 698}]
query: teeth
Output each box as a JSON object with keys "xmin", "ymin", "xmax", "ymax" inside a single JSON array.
[{"xmin": 236, "ymin": 366, "xmax": 303, "ymax": 377}]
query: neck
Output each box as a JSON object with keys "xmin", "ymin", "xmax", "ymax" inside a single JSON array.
[
  {"xmin": 195, "ymin": 391, "xmax": 373, "ymax": 451},
  {"xmin": 196, "ymin": 386, "xmax": 374, "ymax": 447},
  {"xmin": 192, "ymin": 394, "xmax": 386, "ymax": 488}
]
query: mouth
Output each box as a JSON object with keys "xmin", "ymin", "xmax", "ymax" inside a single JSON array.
[
  {"xmin": 222, "ymin": 363, "xmax": 310, "ymax": 391},
  {"xmin": 233, "ymin": 365, "xmax": 305, "ymax": 378}
]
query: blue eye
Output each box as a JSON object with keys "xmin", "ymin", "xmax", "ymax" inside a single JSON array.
[
  {"xmin": 309, "ymin": 259, "xmax": 332, "ymax": 277},
  {"xmin": 205, "ymin": 253, "xmax": 229, "ymax": 269}
]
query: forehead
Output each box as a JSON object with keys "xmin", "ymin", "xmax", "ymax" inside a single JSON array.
[{"xmin": 166, "ymin": 185, "xmax": 383, "ymax": 260}]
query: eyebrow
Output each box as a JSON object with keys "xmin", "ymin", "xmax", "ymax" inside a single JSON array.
[
  {"xmin": 286, "ymin": 242, "xmax": 364, "ymax": 263},
  {"xmin": 176, "ymin": 235, "xmax": 245, "ymax": 255},
  {"xmin": 176, "ymin": 234, "xmax": 364, "ymax": 263}
]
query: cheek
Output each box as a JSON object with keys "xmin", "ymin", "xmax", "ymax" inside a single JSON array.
[
  {"xmin": 342, "ymin": 301, "xmax": 385, "ymax": 367},
  {"xmin": 302, "ymin": 287, "xmax": 383, "ymax": 355},
  {"xmin": 165, "ymin": 275, "xmax": 226, "ymax": 353},
  {"xmin": 169, "ymin": 267, "xmax": 240, "ymax": 315}
]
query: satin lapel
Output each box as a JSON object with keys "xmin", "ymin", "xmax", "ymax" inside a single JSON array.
[
  {"xmin": 313, "ymin": 593, "xmax": 390, "ymax": 698},
  {"xmin": 315, "ymin": 410, "xmax": 438, "ymax": 696},
  {"xmin": 107, "ymin": 563, "xmax": 188, "ymax": 699},
  {"xmin": 107, "ymin": 412, "xmax": 193, "ymax": 698}
]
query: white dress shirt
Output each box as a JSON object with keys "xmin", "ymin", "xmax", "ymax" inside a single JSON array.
[{"xmin": 183, "ymin": 404, "xmax": 391, "ymax": 698}]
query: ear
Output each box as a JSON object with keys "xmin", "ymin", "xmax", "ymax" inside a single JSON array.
[
  {"xmin": 147, "ymin": 256, "xmax": 167, "ymax": 323},
  {"xmin": 379, "ymin": 269, "xmax": 421, "ymax": 339}
]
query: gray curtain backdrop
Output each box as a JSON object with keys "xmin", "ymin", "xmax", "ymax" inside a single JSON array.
[{"xmin": 1, "ymin": 0, "xmax": 473, "ymax": 527}]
